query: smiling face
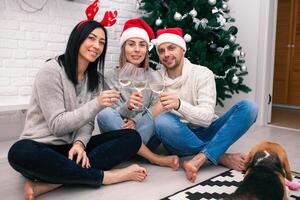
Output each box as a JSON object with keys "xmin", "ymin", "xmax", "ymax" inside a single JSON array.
[
  {"xmin": 124, "ymin": 37, "xmax": 148, "ymax": 66},
  {"xmin": 157, "ymin": 42, "xmax": 185, "ymax": 75},
  {"xmin": 78, "ymin": 27, "xmax": 106, "ymax": 65},
  {"xmin": 154, "ymin": 27, "xmax": 186, "ymax": 73}
]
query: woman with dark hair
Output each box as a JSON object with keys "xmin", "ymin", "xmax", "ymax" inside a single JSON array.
[
  {"xmin": 96, "ymin": 18, "xmax": 179, "ymax": 170},
  {"xmin": 7, "ymin": 6, "xmax": 146, "ymax": 200}
]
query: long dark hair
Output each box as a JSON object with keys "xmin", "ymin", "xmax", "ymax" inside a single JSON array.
[{"xmin": 58, "ymin": 20, "xmax": 107, "ymax": 92}]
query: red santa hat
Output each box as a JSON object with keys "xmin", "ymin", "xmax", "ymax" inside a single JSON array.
[
  {"xmin": 152, "ymin": 27, "xmax": 186, "ymax": 51},
  {"xmin": 120, "ymin": 18, "xmax": 154, "ymax": 46}
]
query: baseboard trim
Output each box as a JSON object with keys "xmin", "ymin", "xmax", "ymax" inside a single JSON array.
[
  {"xmin": 267, "ymin": 124, "xmax": 300, "ymax": 132},
  {"xmin": 273, "ymin": 104, "xmax": 300, "ymax": 110}
]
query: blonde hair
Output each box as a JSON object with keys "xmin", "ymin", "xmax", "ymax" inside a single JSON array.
[{"xmin": 119, "ymin": 41, "xmax": 150, "ymax": 70}]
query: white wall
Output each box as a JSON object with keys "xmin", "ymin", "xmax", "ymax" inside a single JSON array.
[
  {"xmin": 216, "ymin": 0, "xmax": 274, "ymax": 126},
  {"xmin": 0, "ymin": 0, "xmax": 138, "ymax": 100},
  {"xmin": 0, "ymin": 0, "xmax": 138, "ymax": 139},
  {"xmin": 0, "ymin": 0, "xmax": 274, "ymax": 140},
  {"xmin": 216, "ymin": 0, "xmax": 260, "ymax": 109}
]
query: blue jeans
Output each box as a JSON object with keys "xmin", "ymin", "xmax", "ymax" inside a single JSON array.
[
  {"xmin": 8, "ymin": 129, "xmax": 141, "ymax": 187},
  {"xmin": 154, "ymin": 100, "xmax": 258, "ymax": 164},
  {"xmin": 96, "ymin": 107, "xmax": 160, "ymax": 150}
]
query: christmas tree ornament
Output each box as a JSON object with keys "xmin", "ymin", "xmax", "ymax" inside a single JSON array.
[
  {"xmin": 209, "ymin": 43, "xmax": 217, "ymax": 52},
  {"xmin": 217, "ymin": 44, "xmax": 230, "ymax": 56},
  {"xmin": 212, "ymin": 7, "xmax": 222, "ymax": 14},
  {"xmin": 232, "ymin": 75, "xmax": 239, "ymax": 84},
  {"xmin": 148, "ymin": 42, "xmax": 154, "ymax": 51},
  {"xmin": 222, "ymin": 3, "xmax": 229, "ymax": 11},
  {"xmin": 189, "ymin": 8, "xmax": 197, "ymax": 18},
  {"xmin": 227, "ymin": 17, "xmax": 235, "ymax": 22},
  {"xmin": 212, "ymin": 7, "xmax": 218, "ymax": 14},
  {"xmin": 174, "ymin": 12, "xmax": 182, "ymax": 21},
  {"xmin": 224, "ymin": 8, "xmax": 230, "ymax": 13},
  {"xmin": 184, "ymin": 34, "xmax": 192, "ymax": 42},
  {"xmin": 233, "ymin": 49, "xmax": 241, "ymax": 57},
  {"xmin": 194, "ymin": 18, "xmax": 208, "ymax": 30},
  {"xmin": 217, "ymin": 15, "xmax": 226, "ymax": 26},
  {"xmin": 155, "ymin": 18, "xmax": 162, "ymax": 26},
  {"xmin": 217, "ymin": 47, "xmax": 223, "ymax": 53},
  {"xmin": 181, "ymin": 13, "xmax": 188, "ymax": 20},
  {"xmin": 193, "ymin": 18, "xmax": 201, "ymax": 30},
  {"xmin": 229, "ymin": 34, "xmax": 236, "ymax": 43},
  {"xmin": 240, "ymin": 51, "xmax": 246, "ymax": 58},
  {"xmin": 208, "ymin": 0, "xmax": 216, "ymax": 6},
  {"xmin": 200, "ymin": 18, "xmax": 208, "ymax": 28},
  {"xmin": 228, "ymin": 26, "xmax": 238, "ymax": 35},
  {"xmin": 136, "ymin": 0, "xmax": 141, "ymax": 9},
  {"xmin": 241, "ymin": 64, "xmax": 247, "ymax": 72}
]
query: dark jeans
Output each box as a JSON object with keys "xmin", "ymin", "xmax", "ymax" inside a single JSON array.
[{"xmin": 8, "ymin": 129, "xmax": 142, "ymax": 187}]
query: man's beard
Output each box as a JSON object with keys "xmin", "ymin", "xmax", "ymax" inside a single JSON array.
[{"xmin": 163, "ymin": 58, "xmax": 180, "ymax": 70}]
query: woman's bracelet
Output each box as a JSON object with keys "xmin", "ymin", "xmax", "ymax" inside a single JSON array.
[{"xmin": 175, "ymin": 98, "xmax": 181, "ymax": 110}]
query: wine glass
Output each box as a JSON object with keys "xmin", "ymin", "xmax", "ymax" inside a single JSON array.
[
  {"xmin": 118, "ymin": 63, "xmax": 135, "ymax": 88},
  {"xmin": 131, "ymin": 67, "xmax": 148, "ymax": 111},
  {"xmin": 147, "ymin": 70, "xmax": 165, "ymax": 94},
  {"xmin": 132, "ymin": 67, "xmax": 147, "ymax": 92}
]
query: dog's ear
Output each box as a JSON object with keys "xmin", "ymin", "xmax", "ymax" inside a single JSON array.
[
  {"xmin": 282, "ymin": 155, "xmax": 293, "ymax": 180},
  {"xmin": 244, "ymin": 154, "xmax": 252, "ymax": 172},
  {"xmin": 277, "ymin": 146, "xmax": 293, "ymax": 181},
  {"xmin": 245, "ymin": 147, "xmax": 257, "ymax": 167}
]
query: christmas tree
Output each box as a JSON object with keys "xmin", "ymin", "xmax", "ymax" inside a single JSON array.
[{"xmin": 138, "ymin": 0, "xmax": 251, "ymax": 106}]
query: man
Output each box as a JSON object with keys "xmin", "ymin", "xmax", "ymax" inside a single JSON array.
[{"xmin": 151, "ymin": 27, "xmax": 258, "ymax": 182}]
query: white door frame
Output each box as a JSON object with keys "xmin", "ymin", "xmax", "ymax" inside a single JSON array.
[{"xmin": 255, "ymin": 0, "xmax": 278, "ymax": 125}]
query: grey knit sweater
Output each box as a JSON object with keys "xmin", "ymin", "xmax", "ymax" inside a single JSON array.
[{"xmin": 20, "ymin": 59, "xmax": 103, "ymax": 146}]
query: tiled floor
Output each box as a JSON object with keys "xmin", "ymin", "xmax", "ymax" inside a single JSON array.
[{"xmin": 0, "ymin": 125, "xmax": 299, "ymax": 200}]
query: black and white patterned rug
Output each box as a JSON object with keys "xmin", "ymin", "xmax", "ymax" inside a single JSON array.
[{"xmin": 162, "ymin": 170, "xmax": 300, "ymax": 200}]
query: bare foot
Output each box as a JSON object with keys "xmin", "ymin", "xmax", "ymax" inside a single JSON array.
[
  {"xmin": 219, "ymin": 153, "xmax": 247, "ymax": 171},
  {"xmin": 151, "ymin": 155, "xmax": 180, "ymax": 170},
  {"xmin": 137, "ymin": 144, "xmax": 179, "ymax": 170},
  {"xmin": 102, "ymin": 164, "xmax": 147, "ymax": 185},
  {"xmin": 183, "ymin": 153, "xmax": 208, "ymax": 183},
  {"xmin": 24, "ymin": 180, "xmax": 62, "ymax": 200}
]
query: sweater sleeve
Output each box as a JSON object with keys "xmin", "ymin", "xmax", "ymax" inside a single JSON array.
[
  {"xmin": 34, "ymin": 65, "xmax": 103, "ymax": 137},
  {"xmin": 176, "ymin": 70, "xmax": 216, "ymax": 127},
  {"xmin": 72, "ymin": 120, "xmax": 94, "ymax": 147},
  {"xmin": 116, "ymin": 103, "xmax": 133, "ymax": 118}
]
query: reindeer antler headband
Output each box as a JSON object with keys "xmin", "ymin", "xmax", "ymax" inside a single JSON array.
[{"xmin": 77, "ymin": 0, "xmax": 118, "ymax": 28}]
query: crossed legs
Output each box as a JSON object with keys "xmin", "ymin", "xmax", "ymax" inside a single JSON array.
[
  {"xmin": 8, "ymin": 130, "xmax": 146, "ymax": 199},
  {"xmin": 97, "ymin": 107, "xmax": 179, "ymax": 170},
  {"xmin": 154, "ymin": 100, "xmax": 258, "ymax": 182}
]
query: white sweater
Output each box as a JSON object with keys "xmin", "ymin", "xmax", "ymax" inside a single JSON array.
[{"xmin": 159, "ymin": 58, "xmax": 218, "ymax": 128}]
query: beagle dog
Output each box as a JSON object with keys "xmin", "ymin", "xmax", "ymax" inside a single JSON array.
[{"xmin": 228, "ymin": 141, "xmax": 292, "ymax": 200}]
